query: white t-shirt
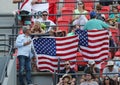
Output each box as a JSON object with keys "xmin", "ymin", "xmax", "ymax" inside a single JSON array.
[
  {"xmin": 20, "ymin": 0, "xmax": 32, "ymax": 13},
  {"xmin": 73, "ymin": 15, "xmax": 88, "ymax": 30},
  {"xmin": 103, "ymin": 66, "xmax": 119, "ymax": 78},
  {"xmin": 37, "ymin": 18, "xmax": 56, "ymax": 32}
]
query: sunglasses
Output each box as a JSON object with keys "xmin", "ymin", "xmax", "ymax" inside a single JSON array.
[
  {"xmin": 65, "ymin": 64, "xmax": 69, "ymax": 65},
  {"xmin": 78, "ymin": 3, "xmax": 83, "ymax": 5},
  {"xmin": 105, "ymin": 78, "xmax": 109, "ymax": 80},
  {"xmin": 42, "ymin": 14, "xmax": 48, "ymax": 16}
]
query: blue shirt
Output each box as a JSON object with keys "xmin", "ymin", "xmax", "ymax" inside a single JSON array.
[{"xmin": 15, "ymin": 34, "xmax": 33, "ymax": 57}]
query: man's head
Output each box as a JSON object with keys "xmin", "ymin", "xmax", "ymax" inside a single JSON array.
[
  {"xmin": 90, "ymin": 11, "xmax": 97, "ymax": 19},
  {"xmin": 85, "ymin": 73, "xmax": 92, "ymax": 81},
  {"xmin": 42, "ymin": 11, "xmax": 48, "ymax": 20},
  {"xmin": 64, "ymin": 61, "xmax": 71, "ymax": 69},
  {"xmin": 22, "ymin": 25, "xmax": 31, "ymax": 35},
  {"xmin": 106, "ymin": 60, "xmax": 114, "ymax": 71}
]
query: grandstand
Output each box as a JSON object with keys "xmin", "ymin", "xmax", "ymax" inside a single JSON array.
[{"xmin": 0, "ymin": 0, "xmax": 120, "ymax": 85}]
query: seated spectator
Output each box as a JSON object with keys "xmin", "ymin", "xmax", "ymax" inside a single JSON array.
[
  {"xmin": 102, "ymin": 60, "xmax": 119, "ymax": 84},
  {"xmin": 80, "ymin": 73, "xmax": 99, "ymax": 85},
  {"xmin": 31, "ymin": 21, "xmax": 45, "ymax": 34},
  {"xmin": 96, "ymin": 4, "xmax": 106, "ymax": 21},
  {"xmin": 72, "ymin": 1, "xmax": 88, "ymax": 30},
  {"xmin": 57, "ymin": 74, "xmax": 72, "ymax": 85},
  {"xmin": 67, "ymin": 26, "xmax": 77, "ymax": 36},
  {"xmin": 59, "ymin": 61, "xmax": 76, "ymax": 85},
  {"xmin": 83, "ymin": 60, "xmax": 100, "ymax": 83},
  {"xmin": 103, "ymin": 76, "xmax": 116, "ymax": 85},
  {"xmin": 109, "ymin": 6, "xmax": 120, "ymax": 28},
  {"xmin": 36, "ymin": 11, "xmax": 56, "ymax": 32}
]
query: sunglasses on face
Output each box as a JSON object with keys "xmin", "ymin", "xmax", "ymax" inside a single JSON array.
[
  {"xmin": 42, "ymin": 14, "xmax": 48, "ymax": 16},
  {"xmin": 78, "ymin": 3, "xmax": 83, "ymax": 5},
  {"xmin": 65, "ymin": 63, "xmax": 69, "ymax": 66}
]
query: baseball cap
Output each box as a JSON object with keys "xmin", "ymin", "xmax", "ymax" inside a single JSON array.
[
  {"xmin": 106, "ymin": 61, "xmax": 114, "ymax": 66},
  {"xmin": 88, "ymin": 60, "xmax": 95, "ymax": 65},
  {"xmin": 90, "ymin": 11, "xmax": 97, "ymax": 18}
]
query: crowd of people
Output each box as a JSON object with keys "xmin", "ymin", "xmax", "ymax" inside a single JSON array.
[{"xmin": 14, "ymin": 0, "xmax": 120, "ymax": 85}]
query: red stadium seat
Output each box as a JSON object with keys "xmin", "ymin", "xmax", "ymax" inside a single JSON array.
[
  {"xmin": 115, "ymin": 50, "xmax": 120, "ymax": 57},
  {"xmin": 63, "ymin": 0, "xmax": 76, "ymax": 9},
  {"xmin": 61, "ymin": 7, "xmax": 73, "ymax": 22},
  {"xmin": 102, "ymin": 6, "xmax": 110, "ymax": 11},
  {"xmin": 118, "ymin": 5, "xmax": 120, "ymax": 12},
  {"xmin": 76, "ymin": 52, "xmax": 87, "ymax": 66},
  {"xmin": 57, "ymin": 17, "xmax": 69, "ymax": 33},
  {"xmin": 100, "ymin": 10, "xmax": 109, "ymax": 19},
  {"xmin": 85, "ymin": 6, "xmax": 93, "ymax": 12},
  {"xmin": 47, "ymin": 0, "xmax": 59, "ymax": 3}
]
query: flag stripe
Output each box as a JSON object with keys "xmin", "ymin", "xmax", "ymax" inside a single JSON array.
[{"xmin": 57, "ymin": 45, "xmax": 78, "ymax": 51}]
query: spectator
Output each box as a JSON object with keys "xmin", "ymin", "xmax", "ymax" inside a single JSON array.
[
  {"xmin": 83, "ymin": 11, "xmax": 117, "ymax": 30},
  {"xmin": 59, "ymin": 61, "xmax": 76, "ymax": 85},
  {"xmin": 15, "ymin": 26, "xmax": 34, "ymax": 85},
  {"xmin": 31, "ymin": 21, "xmax": 45, "ymax": 34},
  {"xmin": 19, "ymin": 0, "xmax": 37, "ymax": 25},
  {"xmin": 72, "ymin": 1, "xmax": 88, "ymax": 29},
  {"xmin": 84, "ymin": 60, "xmax": 100, "ymax": 81},
  {"xmin": 103, "ymin": 76, "xmax": 115, "ymax": 85},
  {"xmin": 99, "ymin": 0, "xmax": 112, "ymax": 6},
  {"xmin": 80, "ymin": 73, "xmax": 99, "ymax": 85},
  {"xmin": 67, "ymin": 26, "xmax": 76, "ymax": 36},
  {"xmin": 96, "ymin": 4, "xmax": 106, "ymax": 21},
  {"xmin": 57, "ymin": 74, "xmax": 72, "ymax": 85},
  {"xmin": 36, "ymin": 11, "xmax": 56, "ymax": 32},
  {"xmin": 109, "ymin": 6, "xmax": 120, "ymax": 23},
  {"xmin": 102, "ymin": 60, "xmax": 119, "ymax": 84}
]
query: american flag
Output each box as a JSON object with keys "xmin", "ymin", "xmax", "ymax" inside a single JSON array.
[
  {"xmin": 33, "ymin": 35, "xmax": 79, "ymax": 72},
  {"xmin": 75, "ymin": 29, "xmax": 109, "ymax": 65}
]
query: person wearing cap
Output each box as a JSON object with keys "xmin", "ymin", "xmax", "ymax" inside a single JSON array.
[
  {"xmin": 57, "ymin": 74, "xmax": 72, "ymax": 85},
  {"xmin": 102, "ymin": 60, "xmax": 119, "ymax": 84},
  {"xmin": 15, "ymin": 25, "xmax": 34, "ymax": 85},
  {"xmin": 83, "ymin": 60, "xmax": 100, "ymax": 83},
  {"xmin": 83, "ymin": 11, "xmax": 117, "ymax": 30}
]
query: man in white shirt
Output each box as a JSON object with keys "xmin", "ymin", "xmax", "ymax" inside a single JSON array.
[
  {"xmin": 37, "ymin": 11, "xmax": 56, "ymax": 32},
  {"xmin": 103, "ymin": 60, "xmax": 119, "ymax": 83},
  {"xmin": 16, "ymin": 26, "xmax": 34, "ymax": 85}
]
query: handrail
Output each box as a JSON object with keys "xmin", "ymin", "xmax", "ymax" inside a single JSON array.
[{"xmin": 0, "ymin": 44, "xmax": 13, "ymax": 85}]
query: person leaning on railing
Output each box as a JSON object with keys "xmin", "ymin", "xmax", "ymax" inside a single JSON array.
[{"xmin": 83, "ymin": 11, "xmax": 117, "ymax": 30}]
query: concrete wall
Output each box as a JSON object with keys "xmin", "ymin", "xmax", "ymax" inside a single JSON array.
[{"xmin": 0, "ymin": 0, "xmax": 18, "ymax": 14}]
